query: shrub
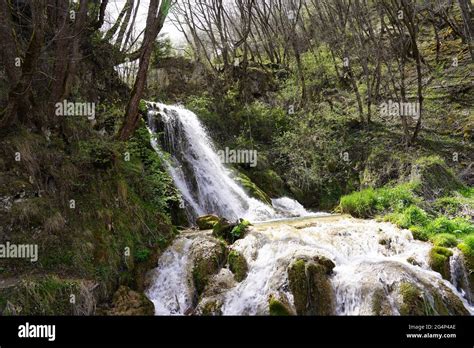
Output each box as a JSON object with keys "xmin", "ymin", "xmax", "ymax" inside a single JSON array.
[
  {"xmin": 384, "ymin": 205, "xmax": 429, "ymax": 229},
  {"xmin": 425, "ymin": 216, "xmax": 474, "ymax": 235},
  {"xmin": 430, "ymin": 233, "xmax": 458, "ymax": 247}
]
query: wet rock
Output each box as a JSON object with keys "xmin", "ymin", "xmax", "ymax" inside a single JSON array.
[
  {"xmin": 106, "ymin": 286, "xmax": 154, "ymax": 316},
  {"xmin": 196, "ymin": 214, "xmax": 219, "ymax": 230},
  {"xmin": 194, "ymin": 268, "xmax": 236, "ymax": 315},
  {"xmin": 371, "ymin": 288, "xmax": 393, "ymax": 315},
  {"xmin": 190, "ymin": 236, "xmax": 227, "ymax": 295},
  {"xmin": 429, "ymin": 246, "xmax": 453, "ymax": 280},
  {"xmin": 396, "ymin": 281, "xmax": 469, "ymax": 316},
  {"xmin": 406, "ymin": 256, "xmax": 422, "ymax": 267},
  {"xmin": 268, "ymin": 293, "xmax": 294, "ymax": 316},
  {"xmin": 398, "ymin": 282, "xmax": 426, "ymax": 315},
  {"xmin": 228, "ymin": 250, "xmax": 248, "ymax": 282},
  {"xmin": 287, "ymin": 256, "xmax": 335, "ymax": 315},
  {"xmin": 196, "ymin": 298, "xmax": 224, "ymax": 316},
  {"xmin": 212, "ymin": 218, "xmax": 250, "ymax": 244}
]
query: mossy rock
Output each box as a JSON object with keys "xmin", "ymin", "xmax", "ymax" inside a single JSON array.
[
  {"xmin": 247, "ymin": 169, "xmax": 287, "ymax": 198},
  {"xmin": 457, "ymin": 243, "xmax": 474, "ymax": 301},
  {"xmin": 287, "ymin": 256, "xmax": 335, "ymax": 315},
  {"xmin": 428, "ymin": 246, "xmax": 453, "ymax": 280},
  {"xmin": 199, "ymin": 299, "xmax": 223, "ymax": 316},
  {"xmin": 398, "ymin": 281, "xmax": 469, "ymax": 316},
  {"xmin": 371, "ymin": 288, "xmax": 393, "ymax": 315},
  {"xmin": 196, "ymin": 214, "xmax": 219, "ymax": 230},
  {"xmin": 212, "ymin": 218, "xmax": 236, "ymax": 242},
  {"xmin": 228, "ymin": 250, "xmax": 248, "ymax": 282},
  {"xmin": 190, "ymin": 237, "xmax": 228, "ymax": 295},
  {"xmin": 399, "ymin": 282, "xmax": 428, "ymax": 315},
  {"xmin": 410, "ymin": 156, "xmax": 464, "ymax": 200},
  {"xmin": 212, "ymin": 218, "xmax": 250, "ymax": 244},
  {"xmin": 234, "ymin": 171, "xmax": 272, "ymax": 205},
  {"xmin": 106, "ymin": 286, "xmax": 154, "ymax": 315},
  {"xmin": 268, "ymin": 294, "xmax": 293, "ymax": 316}
]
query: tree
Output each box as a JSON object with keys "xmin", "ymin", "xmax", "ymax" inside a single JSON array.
[{"xmin": 118, "ymin": 0, "xmax": 173, "ymax": 140}]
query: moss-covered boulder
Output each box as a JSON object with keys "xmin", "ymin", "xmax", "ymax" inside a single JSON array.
[
  {"xmin": 196, "ymin": 214, "xmax": 220, "ymax": 230},
  {"xmin": 457, "ymin": 242, "xmax": 474, "ymax": 301},
  {"xmin": 287, "ymin": 256, "xmax": 335, "ymax": 315},
  {"xmin": 268, "ymin": 294, "xmax": 294, "ymax": 316},
  {"xmin": 190, "ymin": 237, "xmax": 227, "ymax": 295},
  {"xmin": 399, "ymin": 282, "xmax": 427, "ymax": 315},
  {"xmin": 228, "ymin": 250, "xmax": 248, "ymax": 282},
  {"xmin": 106, "ymin": 286, "xmax": 154, "ymax": 315},
  {"xmin": 397, "ymin": 281, "xmax": 469, "ymax": 316},
  {"xmin": 429, "ymin": 246, "xmax": 453, "ymax": 280},
  {"xmin": 410, "ymin": 156, "xmax": 464, "ymax": 200},
  {"xmin": 213, "ymin": 218, "xmax": 250, "ymax": 244},
  {"xmin": 234, "ymin": 172, "xmax": 272, "ymax": 205}
]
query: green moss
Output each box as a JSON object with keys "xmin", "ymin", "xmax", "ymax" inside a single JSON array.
[
  {"xmin": 196, "ymin": 214, "xmax": 219, "ymax": 230},
  {"xmin": 399, "ymin": 283, "xmax": 429, "ymax": 316},
  {"xmin": 213, "ymin": 218, "xmax": 251, "ymax": 244},
  {"xmin": 269, "ymin": 295, "xmax": 292, "ymax": 316},
  {"xmin": 287, "ymin": 258, "xmax": 334, "ymax": 315},
  {"xmin": 228, "ymin": 250, "xmax": 248, "ymax": 282},
  {"xmin": 429, "ymin": 246, "xmax": 453, "ymax": 279},
  {"xmin": 287, "ymin": 259, "xmax": 307, "ymax": 315},
  {"xmin": 409, "ymin": 226, "xmax": 430, "ymax": 241},
  {"xmin": 234, "ymin": 172, "xmax": 272, "ymax": 205}
]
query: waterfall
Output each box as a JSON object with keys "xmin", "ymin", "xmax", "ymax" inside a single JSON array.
[
  {"xmin": 146, "ymin": 102, "xmax": 319, "ymax": 223},
  {"xmin": 144, "ymin": 102, "xmax": 472, "ymax": 316}
]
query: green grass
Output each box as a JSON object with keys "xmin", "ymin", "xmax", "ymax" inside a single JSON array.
[
  {"xmin": 339, "ymin": 162, "xmax": 474, "ymax": 258},
  {"xmin": 339, "ymin": 183, "xmax": 417, "ymax": 218}
]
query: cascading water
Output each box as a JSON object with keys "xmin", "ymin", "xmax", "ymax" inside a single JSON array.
[
  {"xmin": 144, "ymin": 102, "xmax": 472, "ymax": 316},
  {"xmin": 146, "ymin": 102, "xmax": 317, "ymax": 222},
  {"xmin": 146, "ymin": 216, "xmax": 474, "ymax": 315}
]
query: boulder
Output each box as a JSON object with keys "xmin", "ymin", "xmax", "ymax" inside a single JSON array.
[
  {"xmin": 429, "ymin": 246, "xmax": 453, "ymax": 280},
  {"xmin": 397, "ymin": 281, "xmax": 469, "ymax": 316},
  {"xmin": 228, "ymin": 250, "xmax": 248, "ymax": 282},
  {"xmin": 196, "ymin": 214, "xmax": 219, "ymax": 230},
  {"xmin": 268, "ymin": 294, "xmax": 294, "ymax": 316},
  {"xmin": 287, "ymin": 256, "xmax": 335, "ymax": 315},
  {"xmin": 410, "ymin": 156, "xmax": 464, "ymax": 200},
  {"xmin": 190, "ymin": 236, "xmax": 227, "ymax": 295},
  {"xmin": 212, "ymin": 218, "xmax": 250, "ymax": 244}
]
